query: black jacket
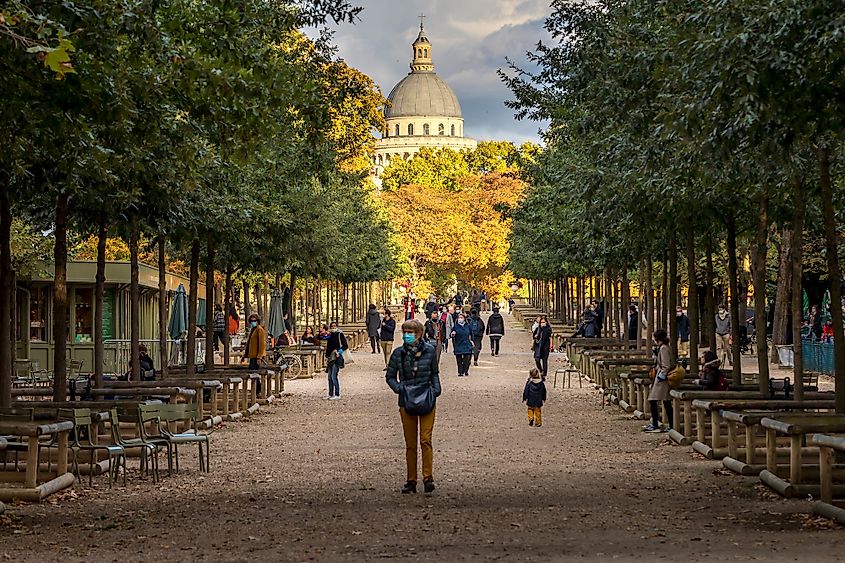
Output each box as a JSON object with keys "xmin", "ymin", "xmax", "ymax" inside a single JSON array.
[
  {"xmin": 366, "ymin": 309, "xmax": 381, "ymax": 338},
  {"xmin": 486, "ymin": 313, "xmax": 505, "ymax": 337},
  {"xmin": 380, "ymin": 317, "xmax": 396, "ymax": 341},
  {"xmin": 677, "ymin": 314, "xmax": 690, "ymax": 342},
  {"xmin": 523, "ymin": 378, "xmax": 547, "ymax": 408},
  {"xmin": 424, "ymin": 318, "xmax": 446, "ymax": 343},
  {"xmin": 468, "ymin": 316, "xmax": 485, "ymax": 339},
  {"xmin": 627, "ymin": 312, "xmax": 638, "ymax": 341},
  {"xmin": 386, "ymin": 341, "xmax": 442, "ymax": 409},
  {"xmin": 533, "ymin": 324, "xmax": 552, "ymax": 358},
  {"xmin": 325, "ymin": 331, "xmax": 348, "ymax": 360},
  {"xmin": 424, "ymin": 301, "xmax": 439, "ymax": 317}
]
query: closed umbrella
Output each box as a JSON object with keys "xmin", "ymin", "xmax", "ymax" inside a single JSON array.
[
  {"xmin": 197, "ymin": 298, "xmax": 206, "ymax": 328},
  {"xmin": 822, "ymin": 290, "xmax": 831, "ymax": 322},
  {"xmin": 268, "ymin": 289, "xmax": 285, "ymax": 340},
  {"xmin": 802, "ymin": 289, "xmax": 810, "ymax": 319},
  {"xmin": 168, "ymin": 284, "xmax": 188, "ymax": 339}
]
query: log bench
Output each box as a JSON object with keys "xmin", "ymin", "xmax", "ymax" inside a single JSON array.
[
  {"xmin": 811, "ymin": 434, "xmax": 845, "ymax": 524},
  {"xmin": 759, "ymin": 414, "xmax": 845, "ymax": 498},
  {"xmin": 0, "ymin": 419, "xmax": 74, "ymax": 502}
]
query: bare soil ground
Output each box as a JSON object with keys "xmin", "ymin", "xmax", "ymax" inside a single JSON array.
[{"xmin": 1, "ymin": 313, "xmax": 843, "ymax": 562}]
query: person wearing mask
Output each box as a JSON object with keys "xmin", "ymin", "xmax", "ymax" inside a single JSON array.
[
  {"xmin": 451, "ymin": 312, "xmax": 474, "ymax": 377},
  {"xmin": 385, "ymin": 319, "xmax": 441, "ymax": 494},
  {"xmin": 245, "ymin": 313, "xmax": 267, "ymax": 370},
  {"xmin": 440, "ymin": 305, "xmax": 455, "ymax": 353},
  {"xmin": 715, "ymin": 305, "xmax": 732, "ymax": 368},
  {"xmin": 627, "ymin": 304, "xmax": 639, "ymax": 343},
  {"xmin": 424, "ymin": 309, "xmax": 446, "ymax": 364},
  {"xmin": 676, "ymin": 306, "xmax": 690, "ymax": 358},
  {"xmin": 644, "ymin": 329, "xmax": 673, "ymax": 433},
  {"xmin": 468, "ymin": 309, "xmax": 486, "ymax": 366},
  {"xmin": 325, "ymin": 321, "xmax": 348, "ymax": 400},
  {"xmin": 486, "ymin": 306, "xmax": 505, "ymax": 357},
  {"xmin": 532, "ymin": 315, "xmax": 552, "ymax": 380},
  {"xmin": 380, "ymin": 309, "xmax": 397, "ymax": 369},
  {"xmin": 366, "ymin": 303, "xmax": 382, "ymax": 354}
]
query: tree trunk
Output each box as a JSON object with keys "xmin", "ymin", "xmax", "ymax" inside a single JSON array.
[
  {"xmin": 637, "ymin": 259, "xmax": 645, "ymax": 349},
  {"xmin": 818, "ymin": 145, "xmax": 845, "ymax": 413},
  {"xmin": 186, "ymin": 240, "xmax": 200, "ymax": 378},
  {"xmin": 726, "ymin": 215, "xmax": 742, "ymax": 385},
  {"xmin": 289, "ymin": 271, "xmax": 298, "ymax": 336},
  {"xmin": 705, "ymin": 238, "xmax": 717, "ymax": 353},
  {"xmin": 621, "ymin": 266, "xmax": 630, "ymax": 343},
  {"xmin": 645, "ymin": 257, "xmax": 654, "ymax": 346},
  {"xmin": 771, "ymin": 228, "xmax": 792, "ymax": 364},
  {"xmin": 52, "ymin": 192, "xmax": 69, "ymax": 402},
  {"xmin": 669, "ymin": 234, "xmax": 679, "ymax": 361},
  {"xmin": 753, "ymin": 191, "xmax": 770, "ymax": 392},
  {"xmin": 0, "ymin": 187, "xmax": 11, "ymax": 407},
  {"xmin": 129, "ymin": 216, "xmax": 141, "ymax": 382},
  {"xmin": 224, "ymin": 264, "xmax": 233, "ymax": 366},
  {"xmin": 243, "ymin": 279, "xmax": 251, "ymax": 326},
  {"xmin": 94, "ymin": 218, "xmax": 107, "ymax": 387},
  {"xmin": 661, "ymin": 255, "xmax": 669, "ymax": 331},
  {"xmin": 157, "ymin": 238, "xmax": 168, "ymax": 378},
  {"xmin": 686, "ymin": 222, "xmax": 700, "ymax": 374},
  {"xmin": 792, "ymin": 178, "xmax": 805, "ymax": 400},
  {"xmin": 204, "ymin": 240, "xmax": 215, "ymax": 369}
]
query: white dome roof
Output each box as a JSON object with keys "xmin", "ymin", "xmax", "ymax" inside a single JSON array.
[{"xmin": 385, "ymin": 72, "xmax": 463, "ymax": 119}]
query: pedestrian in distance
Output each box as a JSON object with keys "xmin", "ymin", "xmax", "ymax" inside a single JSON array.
[
  {"xmin": 385, "ymin": 319, "xmax": 441, "ymax": 494},
  {"xmin": 441, "ymin": 305, "xmax": 455, "ymax": 353},
  {"xmin": 468, "ymin": 308, "xmax": 485, "ymax": 366},
  {"xmin": 627, "ymin": 304, "xmax": 639, "ymax": 343},
  {"xmin": 523, "ymin": 368, "xmax": 547, "ymax": 427},
  {"xmin": 591, "ymin": 299, "xmax": 605, "ymax": 338},
  {"xmin": 366, "ymin": 303, "xmax": 381, "ymax": 354},
  {"xmin": 244, "ymin": 313, "xmax": 266, "ymax": 371},
  {"xmin": 380, "ymin": 309, "xmax": 397, "ymax": 369},
  {"xmin": 676, "ymin": 306, "xmax": 690, "ymax": 358},
  {"xmin": 644, "ymin": 329, "xmax": 673, "ymax": 433},
  {"xmin": 424, "ymin": 309, "xmax": 446, "ymax": 364},
  {"xmin": 486, "ymin": 306, "xmax": 505, "ymax": 357},
  {"xmin": 213, "ymin": 304, "xmax": 225, "ymax": 352},
  {"xmin": 715, "ymin": 305, "xmax": 732, "ymax": 367},
  {"xmin": 325, "ymin": 321, "xmax": 348, "ymax": 400},
  {"xmin": 451, "ymin": 312, "xmax": 474, "ymax": 376},
  {"xmin": 532, "ymin": 315, "xmax": 552, "ymax": 380}
]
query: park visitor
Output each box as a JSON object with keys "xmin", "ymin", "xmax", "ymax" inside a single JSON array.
[
  {"xmin": 627, "ymin": 304, "xmax": 639, "ymax": 343},
  {"xmin": 486, "ymin": 306, "xmax": 505, "ymax": 357},
  {"xmin": 325, "ymin": 321, "xmax": 348, "ymax": 400},
  {"xmin": 697, "ymin": 350, "xmax": 727, "ymax": 391},
  {"xmin": 577, "ymin": 306, "xmax": 598, "ymax": 338},
  {"xmin": 366, "ymin": 303, "xmax": 381, "ymax": 354},
  {"xmin": 440, "ymin": 305, "xmax": 455, "ymax": 353},
  {"xmin": 522, "ymin": 368, "xmax": 547, "ymax": 427},
  {"xmin": 468, "ymin": 308, "xmax": 485, "ymax": 366},
  {"xmin": 715, "ymin": 305, "xmax": 732, "ymax": 367},
  {"xmin": 591, "ymin": 299, "xmax": 605, "ymax": 338},
  {"xmin": 451, "ymin": 312, "xmax": 473, "ymax": 376},
  {"xmin": 380, "ymin": 309, "xmax": 397, "ymax": 368},
  {"xmin": 213, "ymin": 303, "xmax": 225, "ymax": 352},
  {"xmin": 424, "ymin": 309, "xmax": 446, "ymax": 363},
  {"xmin": 454, "ymin": 291, "xmax": 464, "ymax": 308},
  {"xmin": 385, "ymin": 319, "xmax": 441, "ymax": 494},
  {"xmin": 676, "ymin": 307, "xmax": 690, "ymax": 358},
  {"xmin": 644, "ymin": 329, "xmax": 673, "ymax": 433},
  {"xmin": 245, "ymin": 313, "xmax": 267, "ymax": 370},
  {"xmin": 808, "ymin": 304, "xmax": 823, "ymax": 340},
  {"xmin": 300, "ymin": 326, "xmax": 316, "ymax": 345},
  {"xmin": 533, "ymin": 315, "xmax": 552, "ymax": 380},
  {"xmin": 318, "ymin": 323, "xmax": 330, "ymax": 341},
  {"xmin": 228, "ymin": 304, "xmax": 239, "ymax": 335},
  {"xmin": 425, "ymin": 294, "xmax": 439, "ymax": 318}
]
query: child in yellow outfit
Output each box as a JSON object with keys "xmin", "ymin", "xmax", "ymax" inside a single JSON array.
[{"xmin": 522, "ymin": 368, "xmax": 547, "ymax": 427}]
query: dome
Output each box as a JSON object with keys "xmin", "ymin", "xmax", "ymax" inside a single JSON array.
[{"xmin": 385, "ymin": 72, "xmax": 463, "ymax": 119}]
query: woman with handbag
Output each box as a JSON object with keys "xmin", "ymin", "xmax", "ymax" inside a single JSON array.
[
  {"xmin": 385, "ymin": 319, "xmax": 442, "ymax": 494},
  {"xmin": 644, "ymin": 328, "xmax": 673, "ymax": 432},
  {"xmin": 325, "ymin": 321, "xmax": 348, "ymax": 400}
]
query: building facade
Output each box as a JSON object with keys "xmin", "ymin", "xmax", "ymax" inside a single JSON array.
[{"xmin": 373, "ymin": 21, "xmax": 477, "ymax": 177}]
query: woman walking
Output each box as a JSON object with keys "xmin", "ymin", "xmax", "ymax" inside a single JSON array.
[
  {"xmin": 451, "ymin": 312, "xmax": 473, "ymax": 377},
  {"xmin": 366, "ymin": 304, "xmax": 381, "ymax": 354},
  {"xmin": 644, "ymin": 329, "xmax": 673, "ymax": 432},
  {"xmin": 385, "ymin": 319, "xmax": 441, "ymax": 494},
  {"xmin": 325, "ymin": 321, "xmax": 348, "ymax": 400},
  {"xmin": 532, "ymin": 315, "xmax": 552, "ymax": 380},
  {"xmin": 486, "ymin": 306, "xmax": 505, "ymax": 357}
]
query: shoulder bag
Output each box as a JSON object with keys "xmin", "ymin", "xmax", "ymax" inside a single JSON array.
[{"xmin": 400, "ymin": 349, "xmax": 435, "ymax": 416}]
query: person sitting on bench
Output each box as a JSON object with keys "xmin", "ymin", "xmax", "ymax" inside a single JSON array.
[{"xmin": 696, "ymin": 350, "xmax": 727, "ymax": 391}]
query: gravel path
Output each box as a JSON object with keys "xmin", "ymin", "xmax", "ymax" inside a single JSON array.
[{"xmin": 1, "ymin": 312, "xmax": 843, "ymax": 562}]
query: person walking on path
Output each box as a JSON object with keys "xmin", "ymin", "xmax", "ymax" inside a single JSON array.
[
  {"xmin": 468, "ymin": 309, "xmax": 485, "ymax": 366},
  {"xmin": 213, "ymin": 304, "xmax": 226, "ymax": 352},
  {"xmin": 715, "ymin": 305, "xmax": 732, "ymax": 368},
  {"xmin": 522, "ymin": 368, "xmax": 547, "ymax": 427},
  {"xmin": 325, "ymin": 321, "xmax": 348, "ymax": 400},
  {"xmin": 676, "ymin": 306, "xmax": 690, "ymax": 358},
  {"xmin": 532, "ymin": 315, "xmax": 552, "ymax": 380},
  {"xmin": 379, "ymin": 309, "xmax": 397, "ymax": 369},
  {"xmin": 441, "ymin": 305, "xmax": 455, "ymax": 353},
  {"xmin": 385, "ymin": 319, "xmax": 441, "ymax": 494},
  {"xmin": 644, "ymin": 329, "xmax": 673, "ymax": 433},
  {"xmin": 424, "ymin": 309, "xmax": 446, "ymax": 364},
  {"xmin": 366, "ymin": 304, "xmax": 381, "ymax": 354},
  {"xmin": 424, "ymin": 295, "xmax": 439, "ymax": 318},
  {"xmin": 591, "ymin": 299, "xmax": 605, "ymax": 338},
  {"xmin": 627, "ymin": 304, "xmax": 639, "ymax": 344},
  {"xmin": 451, "ymin": 312, "xmax": 474, "ymax": 377},
  {"xmin": 245, "ymin": 313, "xmax": 267, "ymax": 370},
  {"xmin": 486, "ymin": 306, "xmax": 505, "ymax": 357}
]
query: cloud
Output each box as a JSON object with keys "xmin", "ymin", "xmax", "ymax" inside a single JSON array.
[{"xmin": 314, "ymin": 0, "xmax": 551, "ymax": 143}]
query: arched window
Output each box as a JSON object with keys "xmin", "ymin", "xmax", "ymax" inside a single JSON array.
[
  {"xmin": 418, "ymin": 48, "xmax": 423, "ymax": 57},
  {"xmin": 424, "ymin": 48, "xmax": 428, "ymax": 57},
  {"xmin": 423, "ymin": 123, "xmax": 430, "ymax": 135},
  {"xmin": 451, "ymin": 124, "xmax": 456, "ymax": 136},
  {"xmin": 438, "ymin": 123, "xmax": 445, "ymax": 136},
  {"xmin": 408, "ymin": 124, "xmax": 414, "ymax": 136},
  {"xmin": 395, "ymin": 124, "xmax": 400, "ymax": 137}
]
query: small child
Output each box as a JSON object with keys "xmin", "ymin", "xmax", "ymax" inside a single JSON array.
[{"xmin": 522, "ymin": 368, "xmax": 547, "ymax": 427}]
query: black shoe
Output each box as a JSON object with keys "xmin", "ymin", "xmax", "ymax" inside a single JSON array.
[
  {"xmin": 401, "ymin": 481, "xmax": 417, "ymax": 494},
  {"xmin": 473, "ymin": 361, "xmax": 478, "ymax": 366},
  {"xmin": 423, "ymin": 480, "xmax": 435, "ymax": 494},
  {"xmin": 382, "ymin": 367, "xmax": 388, "ymax": 371},
  {"xmin": 529, "ymin": 420, "xmax": 534, "ymax": 426}
]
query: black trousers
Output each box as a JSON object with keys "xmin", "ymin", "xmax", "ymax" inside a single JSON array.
[
  {"xmin": 369, "ymin": 335, "xmax": 378, "ymax": 353},
  {"xmin": 489, "ymin": 336, "xmax": 501, "ymax": 355},
  {"xmin": 534, "ymin": 354, "xmax": 549, "ymax": 379},
  {"xmin": 650, "ymin": 400, "xmax": 673, "ymax": 428},
  {"xmin": 213, "ymin": 331, "xmax": 225, "ymax": 351},
  {"xmin": 472, "ymin": 337, "xmax": 483, "ymax": 361},
  {"xmin": 456, "ymin": 354, "xmax": 472, "ymax": 375}
]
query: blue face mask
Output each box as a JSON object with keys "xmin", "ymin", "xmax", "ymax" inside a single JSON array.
[{"xmin": 402, "ymin": 333, "xmax": 417, "ymax": 345}]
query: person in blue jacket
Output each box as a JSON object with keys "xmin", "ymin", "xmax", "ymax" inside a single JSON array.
[{"xmin": 450, "ymin": 312, "xmax": 474, "ymax": 377}]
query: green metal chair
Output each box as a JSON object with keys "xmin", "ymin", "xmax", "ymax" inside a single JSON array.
[
  {"xmin": 137, "ymin": 404, "xmax": 174, "ymax": 476},
  {"xmin": 109, "ymin": 407, "xmax": 160, "ymax": 483},
  {"xmin": 156, "ymin": 404, "xmax": 211, "ymax": 473},
  {"xmin": 59, "ymin": 408, "xmax": 126, "ymax": 487}
]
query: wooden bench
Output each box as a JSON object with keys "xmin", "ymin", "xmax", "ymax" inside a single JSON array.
[
  {"xmin": 811, "ymin": 434, "xmax": 845, "ymax": 524},
  {"xmin": 0, "ymin": 419, "xmax": 74, "ymax": 502}
]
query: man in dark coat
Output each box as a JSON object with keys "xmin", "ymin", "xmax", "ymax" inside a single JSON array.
[
  {"xmin": 468, "ymin": 309, "xmax": 485, "ymax": 366},
  {"xmin": 366, "ymin": 304, "xmax": 382, "ymax": 354},
  {"xmin": 627, "ymin": 305, "xmax": 639, "ymax": 343},
  {"xmin": 676, "ymin": 306, "xmax": 690, "ymax": 358}
]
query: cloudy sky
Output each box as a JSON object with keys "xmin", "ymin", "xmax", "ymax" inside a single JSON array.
[{"xmin": 320, "ymin": 0, "xmax": 553, "ymax": 144}]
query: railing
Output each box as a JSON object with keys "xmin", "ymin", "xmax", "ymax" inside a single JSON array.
[
  {"xmin": 802, "ymin": 336, "xmax": 835, "ymax": 375},
  {"xmin": 104, "ymin": 339, "xmax": 206, "ymax": 374}
]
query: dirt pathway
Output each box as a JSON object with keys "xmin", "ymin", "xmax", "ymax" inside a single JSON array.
[{"xmin": 1, "ymin": 313, "xmax": 843, "ymax": 561}]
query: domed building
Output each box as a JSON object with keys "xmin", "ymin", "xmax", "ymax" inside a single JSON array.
[{"xmin": 373, "ymin": 21, "xmax": 477, "ymax": 177}]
